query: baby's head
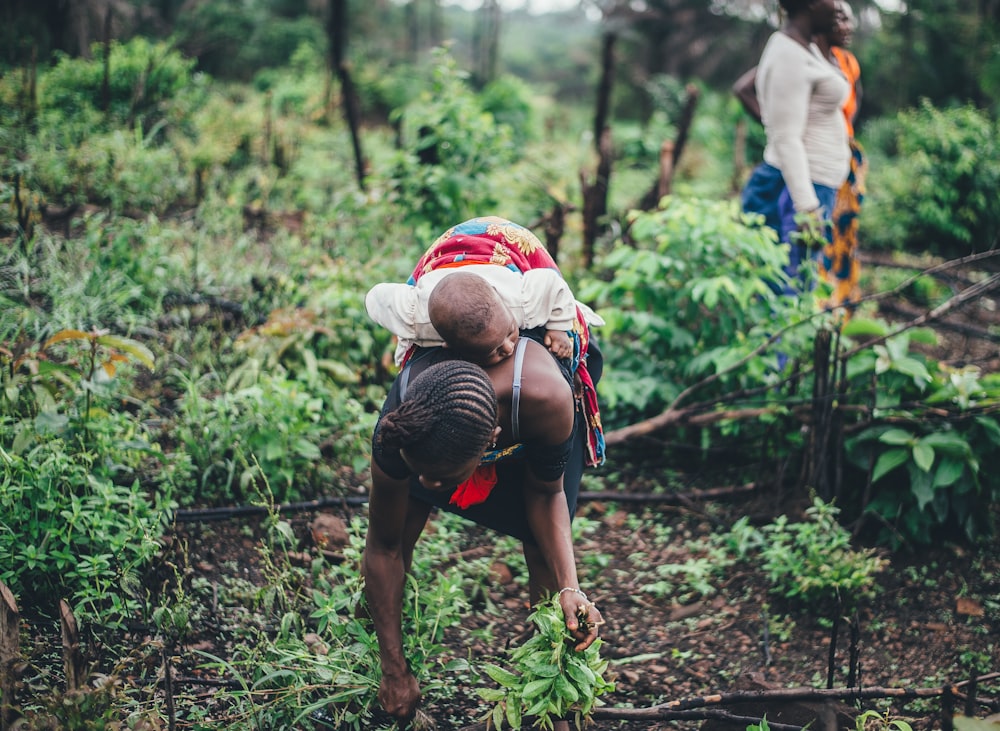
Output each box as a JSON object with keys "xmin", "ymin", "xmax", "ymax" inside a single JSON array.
[{"xmin": 428, "ymin": 271, "xmax": 518, "ymax": 366}]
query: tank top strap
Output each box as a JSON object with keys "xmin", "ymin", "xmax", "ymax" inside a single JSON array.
[{"xmin": 511, "ymin": 335, "xmax": 529, "ymax": 442}]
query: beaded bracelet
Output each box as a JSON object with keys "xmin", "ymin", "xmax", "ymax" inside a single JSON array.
[{"xmin": 557, "ymin": 587, "xmax": 588, "ymax": 602}]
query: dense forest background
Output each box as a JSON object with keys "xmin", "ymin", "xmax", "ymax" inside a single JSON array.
[{"xmin": 3, "ymin": 0, "xmax": 999, "ymax": 125}]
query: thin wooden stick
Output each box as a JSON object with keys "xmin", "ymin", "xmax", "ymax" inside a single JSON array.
[{"xmin": 0, "ymin": 581, "xmax": 20, "ymax": 730}]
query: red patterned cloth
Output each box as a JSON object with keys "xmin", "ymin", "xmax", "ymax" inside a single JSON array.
[{"xmin": 402, "ymin": 217, "xmax": 605, "ymax": 508}]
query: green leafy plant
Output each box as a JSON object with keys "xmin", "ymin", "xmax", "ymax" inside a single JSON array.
[
  {"xmin": 0, "ymin": 327, "xmax": 170, "ymax": 619},
  {"xmin": 199, "ymin": 512, "xmax": 482, "ymax": 731},
  {"xmin": 855, "ymin": 709, "xmax": 914, "ymax": 731},
  {"xmin": 757, "ymin": 497, "xmax": 887, "ymax": 610},
  {"xmin": 862, "ymin": 100, "xmax": 1000, "ymax": 258},
  {"xmin": 840, "ymin": 319, "xmax": 1000, "ymax": 544},
  {"xmin": 478, "ymin": 595, "xmax": 614, "ymax": 730},
  {"xmin": 389, "ymin": 46, "xmax": 518, "ymax": 235},
  {"xmin": 578, "ymin": 196, "xmax": 814, "ymax": 423}
]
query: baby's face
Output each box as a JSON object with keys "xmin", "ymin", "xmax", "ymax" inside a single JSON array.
[{"xmin": 449, "ymin": 308, "xmax": 519, "ymax": 366}]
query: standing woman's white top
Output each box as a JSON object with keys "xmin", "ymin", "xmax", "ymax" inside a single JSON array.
[{"xmin": 758, "ymin": 31, "xmax": 851, "ymax": 213}]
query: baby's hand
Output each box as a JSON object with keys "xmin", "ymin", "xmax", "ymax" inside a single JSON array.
[{"xmin": 544, "ymin": 330, "xmax": 573, "ymax": 359}]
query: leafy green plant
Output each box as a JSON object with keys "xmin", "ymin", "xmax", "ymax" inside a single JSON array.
[
  {"xmin": 639, "ymin": 546, "xmax": 733, "ymax": 604},
  {"xmin": 389, "ymin": 46, "xmax": 518, "ymax": 235},
  {"xmin": 855, "ymin": 709, "xmax": 914, "ymax": 731},
  {"xmin": 199, "ymin": 512, "xmax": 482, "ymax": 731},
  {"xmin": 0, "ymin": 435, "xmax": 167, "ymax": 620},
  {"xmin": 757, "ymin": 497, "xmax": 887, "ymax": 610},
  {"xmin": 478, "ymin": 595, "xmax": 614, "ymax": 730},
  {"xmin": 578, "ymin": 196, "xmax": 813, "ymax": 423},
  {"xmin": 39, "ymin": 37, "xmax": 195, "ymax": 131},
  {"xmin": 862, "ymin": 100, "xmax": 1000, "ymax": 257},
  {"xmin": 841, "ymin": 319, "xmax": 1000, "ymax": 544},
  {"xmin": 174, "ymin": 370, "xmax": 344, "ymax": 504}
]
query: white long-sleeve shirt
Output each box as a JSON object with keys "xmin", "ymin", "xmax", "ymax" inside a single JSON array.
[
  {"xmin": 758, "ymin": 32, "xmax": 851, "ymax": 213},
  {"xmin": 365, "ymin": 265, "xmax": 605, "ymax": 365}
]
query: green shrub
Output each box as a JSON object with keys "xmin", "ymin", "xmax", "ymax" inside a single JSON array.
[
  {"xmin": 862, "ymin": 101, "xmax": 1000, "ymax": 257},
  {"xmin": 480, "ymin": 74, "xmax": 539, "ymax": 145},
  {"xmin": 0, "ymin": 329, "xmax": 170, "ymax": 621},
  {"xmin": 389, "ymin": 47, "xmax": 518, "ymax": 236},
  {"xmin": 174, "ymin": 371, "xmax": 344, "ymax": 505},
  {"xmin": 577, "ymin": 196, "xmax": 813, "ymax": 424},
  {"xmin": 39, "ymin": 38, "xmax": 195, "ymax": 131},
  {"xmin": 838, "ymin": 319, "xmax": 1000, "ymax": 545},
  {"xmin": 0, "ymin": 441, "xmax": 167, "ymax": 619},
  {"xmin": 758, "ymin": 497, "xmax": 887, "ymax": 609}
]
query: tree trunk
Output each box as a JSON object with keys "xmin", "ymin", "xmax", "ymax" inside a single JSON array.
[
  {"xmin": 60, "ymin": 600, "xmax": 87, "ymax": 691},
  {"xmin": 580, "ymin": 126, "xmax": 612, "ymax": 270},
  {"xmin": 593, "ymin": 32, "xmax": 616, "ymax": 152},
  {"xmin": 328, "ymin": 0, "xmax": 367, "ymax": 191},
  {"xmin": 637, "ymin": 84, "xmax": 700, "ymax": 210},
  {"xmin": 475, "ymin": 0, "xmax": 501, "ymax": 87}
]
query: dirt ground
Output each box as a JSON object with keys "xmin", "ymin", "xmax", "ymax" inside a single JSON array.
[{"xmin": 171, "ymin": 487, "xmax": 999, "ymax": 731}]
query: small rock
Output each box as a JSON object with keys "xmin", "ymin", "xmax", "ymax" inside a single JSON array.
[
  {"xmin": 489, "ymin": 561, "xmax": 514, "ymax": 585},
  {"xmin": 310, "ymin": 513, "xmax": 349, "ymax": 550}
]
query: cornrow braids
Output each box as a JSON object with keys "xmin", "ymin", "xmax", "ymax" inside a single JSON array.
[{"xmin": 378, "ymin": 360, "xmax": 497, "ymax": 466}]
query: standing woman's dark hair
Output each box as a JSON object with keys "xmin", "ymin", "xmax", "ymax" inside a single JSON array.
[
  {"xmin": 778, "ymin": 0, "xmax": 812, "ymax": 13},
  {"xmin": 377, "ymin": 360, "xmax": 497, "ymax": 466}
]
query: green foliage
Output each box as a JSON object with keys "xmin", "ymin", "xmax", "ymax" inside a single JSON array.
[
  {"xmin": 862, "ymin": 101, "xmax": 1000, "ymax": 257},
  {"xmin": 577, "ymin": 197, "xmax": 807, "ymax": 422},
  {"xmin": 173, "ymin": 0, "xmax": 325, "ymax": 80},
  {"xmin": 40, "ymin": 38, "xmax": 195, "ymax": 131},
  {"xmin": 174, "ymin": 368, "xmax": 374, "ymax": 505},
  {"xmin": 21, "ymin": 38, "xmax": 198, "ymax": 212},
  {"xmin": 202, "ymin": 512, "xmax": 489, "ymax": 730},
  {"xmin": 755, "ymin": 497, "xmax": 888, "ymax": 610},
  {"xmin": 855, "ymin": 710, "xmax": 914, "ymax": 731},
  {"xmin": 839, "ymin": 319, "xmax": 1000, "ymax": 545},
  {"xmin": 0, "ymin": 329, "xmax": 169, "ymax": 621},
  {"xmin": 479, "ymin": 74, "xmax": 539, "ymax": 145},
  {"xmin": 389, "ymin": 47, "xmax": 519, "ymax": 236},
  {"xmin": 478, "ymin": 595, "xmax": 614, "ymax": 730}
]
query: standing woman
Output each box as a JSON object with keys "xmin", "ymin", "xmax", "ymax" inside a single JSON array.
[
  {"xmin": 740, "ymin": 0, "xmax": 850, "ymax": 295},
  {"xmin": 817, "ymin": 1, "xmax": 867, "ymax": 315}
]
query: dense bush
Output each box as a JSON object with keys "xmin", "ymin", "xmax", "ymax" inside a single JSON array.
[
  {"xmin": 0, "ymin": 329, "xmax": 172, "ymax": 621},
  {"xmin": 578, "ymin": 196, "xmax": 813, "ymax": 425},
  {"xmin": 861, "ymin": 101, "xmax": 1000, "ymax": 257},
  {"xmin": 389, "ymin": 48, "xmax": 519, "ymax": 236},
  {"xmin": 40, "ymin": 38, "xmax": 195, "ymax": 131}
]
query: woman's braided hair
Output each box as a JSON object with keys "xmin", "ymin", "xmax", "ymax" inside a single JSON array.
[{"xmin": 378, "ymin": 360, "xmax": 497, "ymax": 466}]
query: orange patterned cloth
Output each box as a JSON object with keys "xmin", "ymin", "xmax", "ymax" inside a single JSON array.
[{"xmin": 819, "ymin": 49, "xmax": 866, "ymax": 318}]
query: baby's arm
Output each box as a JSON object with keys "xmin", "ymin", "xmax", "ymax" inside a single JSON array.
[
  {"xmin": 544, "ymin": 330, "xmax": 573, "ymax": 359},
  {"xmin": 365, "ymin": 281, "xmax": 443, "ymax": 365}
]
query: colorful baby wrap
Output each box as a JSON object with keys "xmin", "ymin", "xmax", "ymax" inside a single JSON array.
[{"xmin": 404, "ymin": 216, "xmax": 606, "ymax": 508}]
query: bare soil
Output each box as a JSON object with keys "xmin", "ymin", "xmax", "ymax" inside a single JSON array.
[{"xmin": 169, "ymin": 486, "xmax": 999, "ymax": 731}]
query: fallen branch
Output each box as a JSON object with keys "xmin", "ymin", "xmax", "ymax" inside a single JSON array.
[
  {"xmin": 172, "ymin": 484, "xmax": 760, "ymax": 524},
  {"xmin": 591, "ymin": 675, "xmax": 1000, "ymax": 721},
  {"xmin": 173, "ymin": 495, "xmax": 368, "ymax": 523}
]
